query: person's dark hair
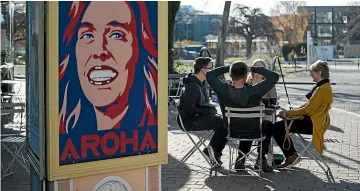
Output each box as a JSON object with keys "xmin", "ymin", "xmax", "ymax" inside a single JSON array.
[
  {"xmin": 194, "ymin": 57, "xmax": 212, "ymax": 74},
  {"xmin": 230, "ymin": 61, "xmax": 248, "ymax": 80}
]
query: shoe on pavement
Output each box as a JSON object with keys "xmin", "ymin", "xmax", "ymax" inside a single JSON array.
[
  {"xmin": 277, "ymin": 152, "xmax": 300, "ymax": 168},
  {"xmin": 203, "ymin": 147, "xmax": 222, "ymax": 167},
  {"xmin": 254, "ymin": 158, "xmax": 274, "ymax": 172}
]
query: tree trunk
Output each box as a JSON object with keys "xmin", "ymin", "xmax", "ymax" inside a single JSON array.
[
  {"xmin": 168, "ymin": 1, "xmax": 181, "ymax": 73},
  {"xmin": 215, "ymin": 1, "xmax": 231, "ymax": 67},
  {"xmin": 246, "ymin": 37, "xmax": 253, "ymax": 59}
]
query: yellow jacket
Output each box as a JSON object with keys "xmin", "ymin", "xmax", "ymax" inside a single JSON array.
[{"xmin": 286, "ymin": 82, "xmax": 333, "ymax": 154}]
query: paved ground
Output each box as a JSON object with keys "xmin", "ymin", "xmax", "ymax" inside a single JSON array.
[
  {"xmin": 1, "ymin": 113, "xmax": 29, "ymax": 191},
  {"xmin": 164, "ymin": 104, "xmax": 360, "ymax": 191}
]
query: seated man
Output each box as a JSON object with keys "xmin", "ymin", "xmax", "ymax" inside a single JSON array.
[
  {"xmin": 263, "ymin": 60, "xmax": 333, "ymax": 168},
  {"xmin": 206, "ymin": 61, "xmax": 279, "ymax": 172},
  {"xmin": 177, "ymin": 57, "xmax": 228, "ymax": 166}
]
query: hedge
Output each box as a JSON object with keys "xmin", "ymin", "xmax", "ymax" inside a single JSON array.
[{"xmin": 282, "ymin": 42, "xmax": 309, "ymax": 61}]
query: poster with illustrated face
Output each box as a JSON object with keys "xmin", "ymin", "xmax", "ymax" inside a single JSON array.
[{"xmin": 46, "ymin": 1, "xmax": 167, "ymax": 180}]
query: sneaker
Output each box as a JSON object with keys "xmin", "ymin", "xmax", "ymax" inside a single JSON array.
[
  {"xmin": 277, "ymin": 152, "xmax": 300, "ymax": 168},
  {"xmin": 254, "ymin": 158, "xmax": 273, "ymax": 172},
  {"xmin": 234, "ymin": 157, "xmax": 245, "ymax": 171},
  {"xmin": 206, "ymin": 146, "xmax": 222, "ymax": 167}
]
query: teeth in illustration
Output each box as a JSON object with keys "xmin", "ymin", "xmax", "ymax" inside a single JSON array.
[
  {"xmin": 89, "ymin": 70, "xmax": 116, "ymax": 82},
  {"xmin": 87, "ymin": 66, "xmax": 119, "ymax": 86}
]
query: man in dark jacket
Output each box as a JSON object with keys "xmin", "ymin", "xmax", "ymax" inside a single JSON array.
[
  {"xmin": 177, "ymin": 57, "xmax": 228, "ymax": 166},
  {"xmin": 206, "ymin": 61, "xmax": 279, "ymax": 172}
]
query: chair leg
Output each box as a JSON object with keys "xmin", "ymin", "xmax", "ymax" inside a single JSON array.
[
  {"xmin": 259, "ymin": 141, "xmax": 263, "ymax": 176},
  {"xmin": 306, "ymin": 148, "xmax": 335, "ymax": 183},
  {"xmin": 228, "ymin": 143, "xmax": 232, "ymax": 178},
  {"xmin": 294, "ymin": 135, "xmax": 335, "ymax": 183},
  {"xmin": 180, "ymin": 132, "xmax": 212, "ymax": 163},
  {"xmin": 184, "ymin": 132, "xmax": 214, "ymax": 167}
]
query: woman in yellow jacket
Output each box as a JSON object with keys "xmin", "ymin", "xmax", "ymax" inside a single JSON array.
[{"xmin": 264, "ymin": 60, "xmax": 333, "ymax": 168}]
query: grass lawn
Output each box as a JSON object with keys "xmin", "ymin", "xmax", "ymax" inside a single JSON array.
[
  {"xmin": 225, "ymin": 56, "xmax": 248, "ymax": 62},
  {"xmin": 225, "ymin": 56, "xmax": 286, "ymax": 63}
]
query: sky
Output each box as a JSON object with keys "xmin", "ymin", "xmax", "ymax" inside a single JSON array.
[{"xmin": 180, "ymin": 0, "xmax": 356, "ymax": 15}]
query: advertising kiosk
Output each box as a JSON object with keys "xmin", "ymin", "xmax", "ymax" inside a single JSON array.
[{"xmin": 27, "ymin": 2, "xmax": 168, "ymax": 190}]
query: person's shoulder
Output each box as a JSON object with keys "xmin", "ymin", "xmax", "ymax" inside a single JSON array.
[
  {"xmin": 318, "ymin": 83, "xmax": 332, "ymax": 92},
  {"xmin": 184, "ymin": 81, "xmax": 199, "ymax": 90},
  {"xmin": 313, "ymin": 85, "xmax": 332, "ymax": 101}
]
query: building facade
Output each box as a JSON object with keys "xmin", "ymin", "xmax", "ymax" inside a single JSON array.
[
  {"xmin": 174, "ymin": 5, "xmax": 222, "ymax": 42},
  {"xmin": 300, "ymin": 6, "xmax": 355, "ymax": 45}
]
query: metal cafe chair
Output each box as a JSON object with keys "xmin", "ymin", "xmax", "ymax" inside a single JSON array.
[
  {"xmin": 225, "ymin": 104, "xmax": 266, "ymax": 177},
  {"xmin": 1, "ymin": 102, "xmax": 29, "ymax": 179}
]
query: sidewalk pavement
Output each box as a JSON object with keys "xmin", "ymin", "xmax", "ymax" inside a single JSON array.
[
  {"xmin": 164, "ymin": 107, "xmax": 360, "ymax": 191},
  {"xmin": 2, "ymin": 104, "xmax": 360, "ymax": 191}
]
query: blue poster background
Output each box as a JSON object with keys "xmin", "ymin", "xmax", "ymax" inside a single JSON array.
[{"xmin": 58, "ymin": 1, "xmax": 159, "ymax": 165}]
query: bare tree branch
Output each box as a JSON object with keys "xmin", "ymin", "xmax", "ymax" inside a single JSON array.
[{"xmin": 229, "ymin": 4, "xmax": 277, "ymax": 58}]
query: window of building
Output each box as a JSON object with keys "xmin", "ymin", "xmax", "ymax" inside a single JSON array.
[
  {"xmin": 333, "ymin": 24, "xmax": 347, "ymax": 38},
  {"xmin": 306, "ymin": 24, "xmax": 316, "ymax": 37},
  {"xmin": 1, "ymin": 1, "xmax": 15, "ymax": 65},
  {"xmin": 317, "ymin": 24, "xmax": 332, "ymax": 37},
  {"xmin": 334, "ymin": 11, "xmax": 348, "ymax": 23},
  {"xmin": 317, "ymin": 39, "xmax": 333, "ymax": 46},
  {"xmin": 310, "ymin": 12, "xmax": 315, "ymax": 23},
  {"xmin": 303, "ymin": 7, "xmax": 315, "ymax": 23},
  {"xmin": 316, "ymin": 11, "xmax": 332, "ymax": 23}
]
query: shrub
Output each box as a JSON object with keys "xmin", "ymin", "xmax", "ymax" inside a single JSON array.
[
  {"xmin": 282, "ymin": 44, "xmax": 294, "ymax": 61},
  {"xmin": 173, "ymin": 61, "xmax": 190, "ymax": 74},
  {"xmin": 294, "ymin": 42, "xmax": 307, "ymax": 57},
  {"xmin": 282, "ymin": 43, "xmax": 308, "ymax": 61},
  {"xmin": 288, "ymin": 50, "xmax": 296, "ymax": 61}
]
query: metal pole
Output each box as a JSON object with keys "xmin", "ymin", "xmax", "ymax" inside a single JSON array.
[{"xmin": 186, "ymin": 23, "xmax": 188, "ymax": 40}]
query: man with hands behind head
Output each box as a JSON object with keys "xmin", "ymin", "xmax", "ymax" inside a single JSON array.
[{"xmin": 206, "ymin": 61, "xmax": 279, "ymax": 172}]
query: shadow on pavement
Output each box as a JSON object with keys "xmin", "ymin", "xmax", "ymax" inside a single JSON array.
[
  {"xmin": 205, "ymin": 167, "xmax": 360, "ymax": 191},
  {"xmin": 328, "ymin": 125, "xmax": 345, "ymax": 133},
  {"xmin": 161, "ymin": 154, "xmax": 192, "ymax": 191}
]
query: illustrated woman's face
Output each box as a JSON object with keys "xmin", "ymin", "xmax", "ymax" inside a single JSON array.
[{"xmin": 75, "ymin": 2, "xmax": 134, "ymax": 107}]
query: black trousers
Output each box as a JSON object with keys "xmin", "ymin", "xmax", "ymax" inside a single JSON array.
[
  {"xmin": 236, "ymin": 120, "xmax": 273, "ymax": 159},
  {"xmin": 263, "ymin": 116, "xmax": 313, "ymax": 157},
  {"xmin": 177, "ymin": 115, "xmax": 228, "ymax": 154}
]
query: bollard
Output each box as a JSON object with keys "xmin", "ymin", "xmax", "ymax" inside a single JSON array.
[
  {"xmin": 335, "ymin": 59, "xmax": 336, "ymax": 71},
  {"xmin": 358, "ymin": 59, "xmax": 359, "ymax": 70}
]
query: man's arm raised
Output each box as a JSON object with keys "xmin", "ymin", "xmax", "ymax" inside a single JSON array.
[{"xmin": 206, "ymin": 66, "xmax": 230, "ymax": 96}]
